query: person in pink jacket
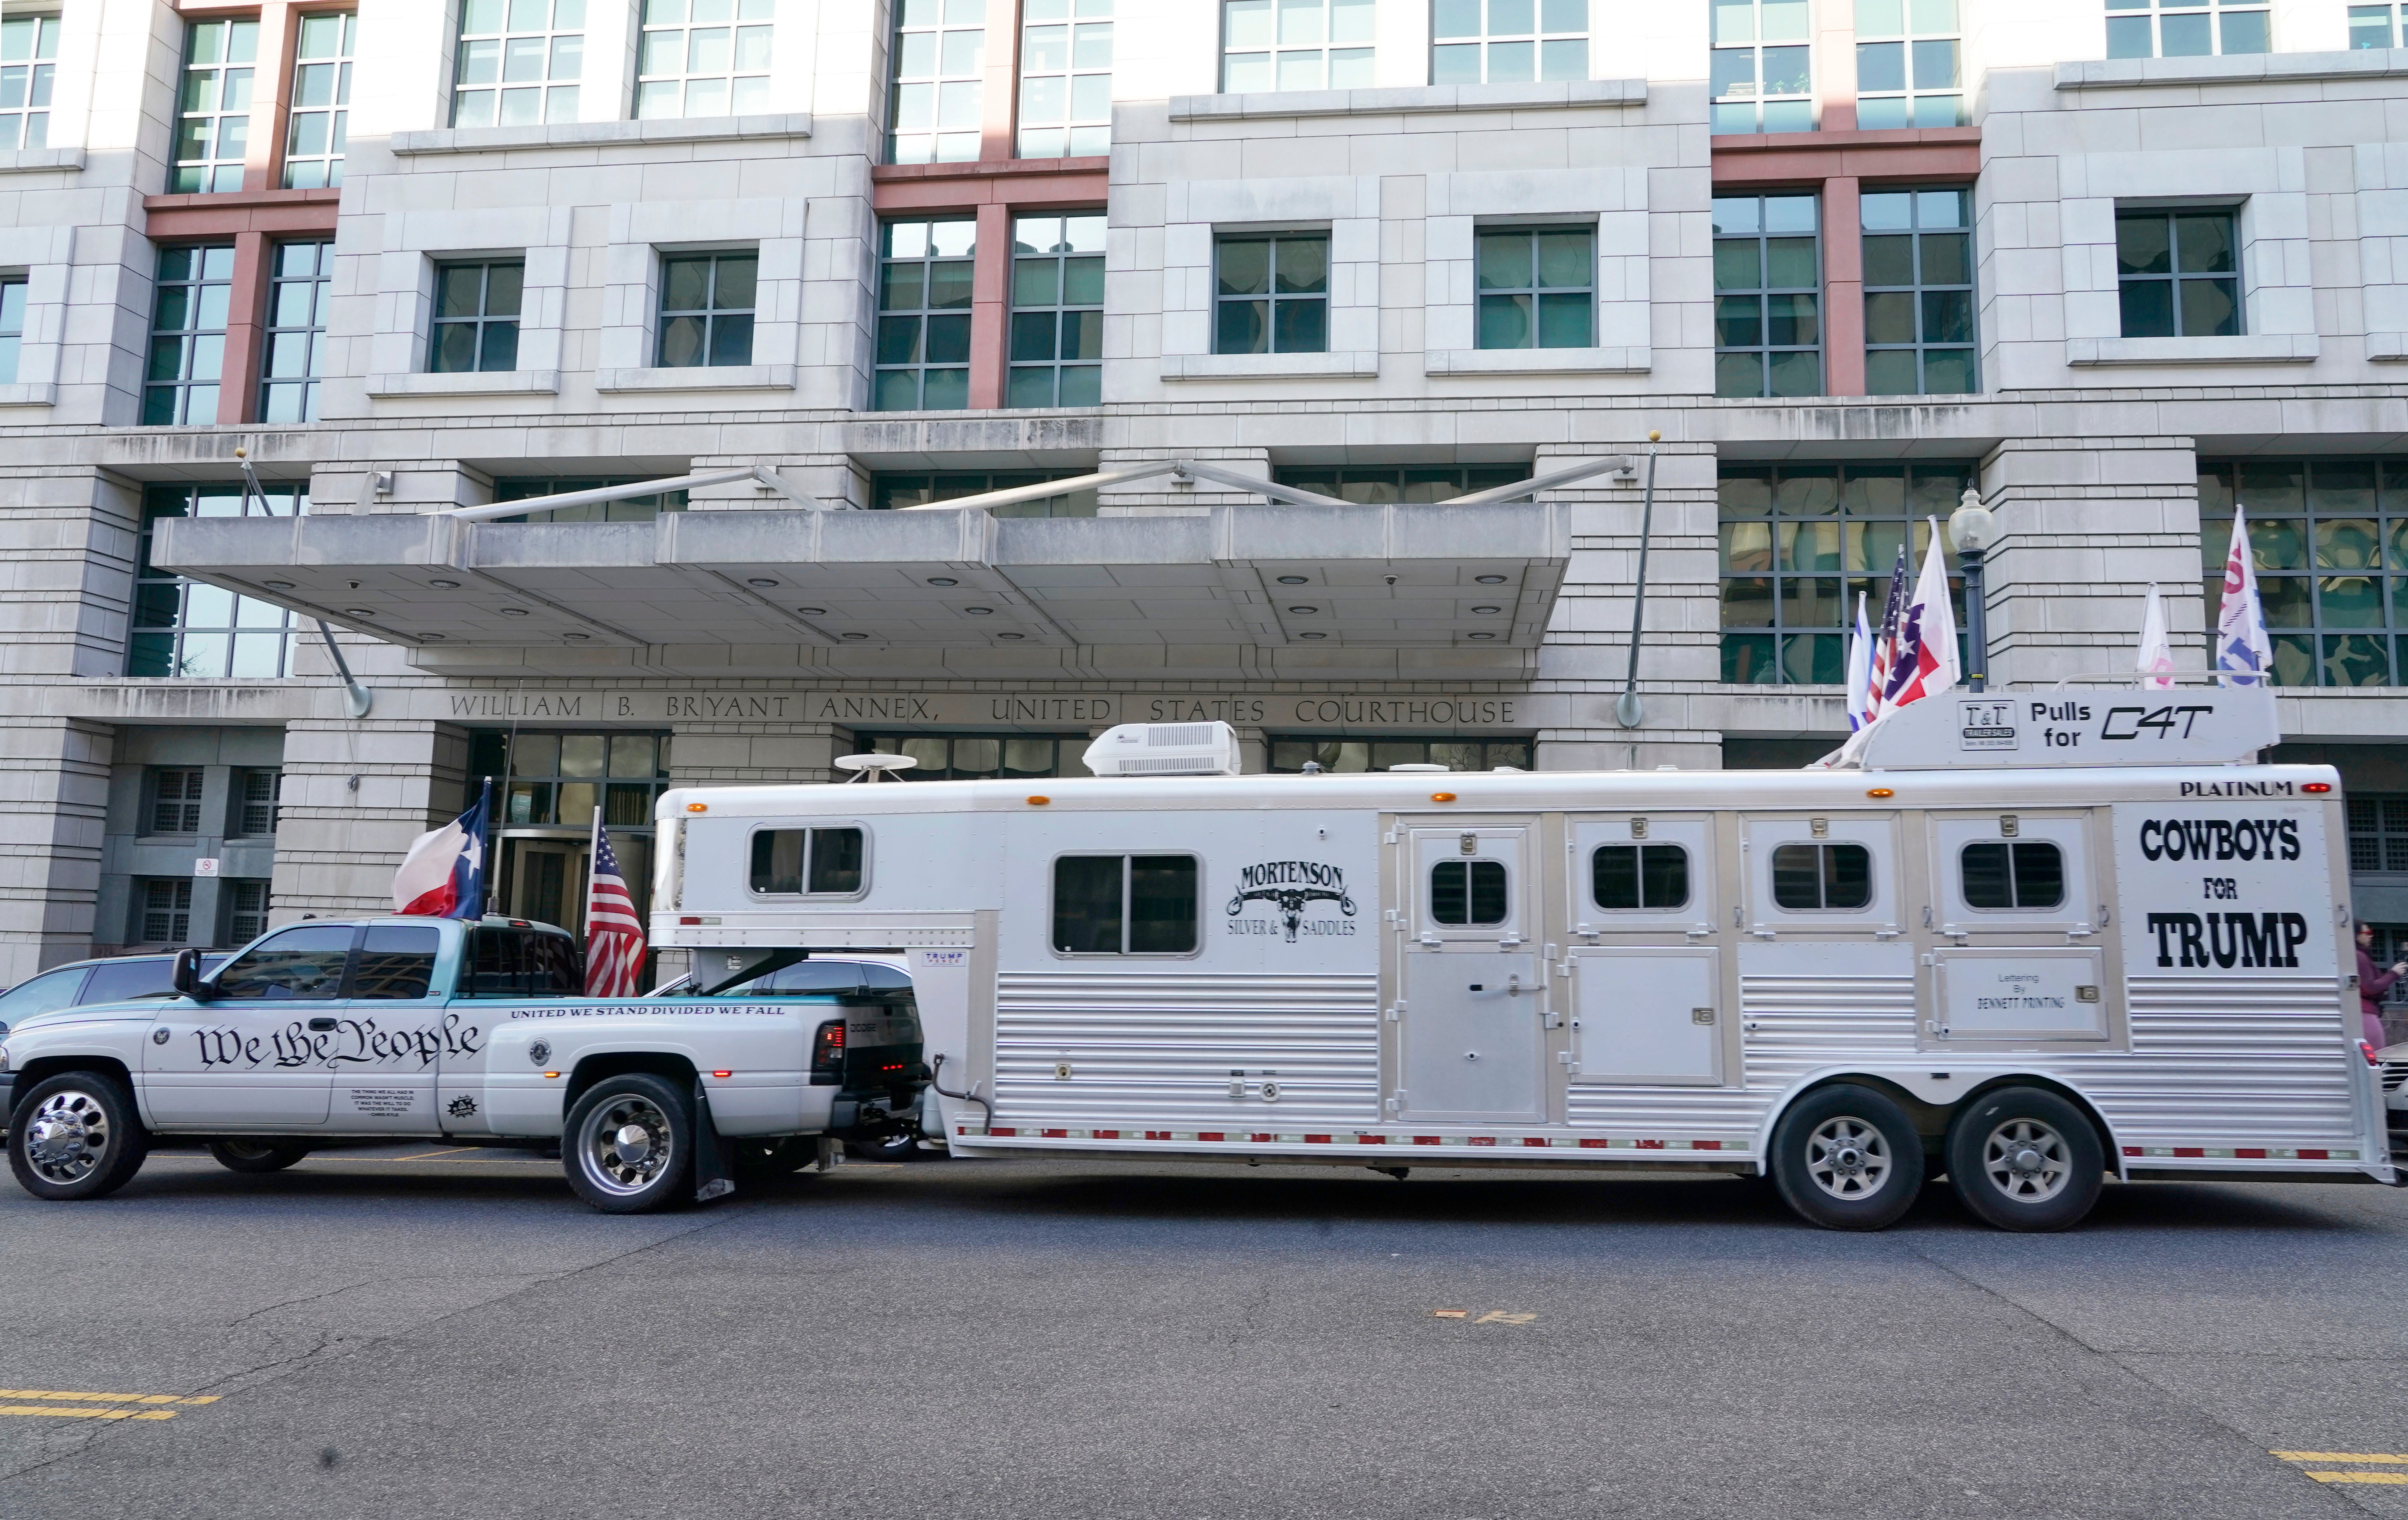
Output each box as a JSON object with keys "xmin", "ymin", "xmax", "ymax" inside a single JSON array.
[{"xmin": 2355, "ymin": 922, "xmax": 2403, "ymax": 1048}]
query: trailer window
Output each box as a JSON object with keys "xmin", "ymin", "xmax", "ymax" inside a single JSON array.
[
  {"xmin": 1430, "ymin": 859, "xmax": 1509, "ymax": 926},
  {"xmin": 1052, "ymin": 855, "xmax": 1199, "ymax": 955},
  {"xmin": 1960, "ymin": 841, "xmax": 2063, "ymax": 910},
  {"xmin": 749, "ymin": 827, "xmax": 866, "ymax": 895},
  {"xmin": 1770, "ymin": 843, "xmax": 1872, "ymax": 910},
  {"xmin": 1592, "ymin": 844, "xmax": 1689, "ymax": 911},
  {"xmin": 462, "ymin": 927, "xmax": 582, "ymax": 997}
]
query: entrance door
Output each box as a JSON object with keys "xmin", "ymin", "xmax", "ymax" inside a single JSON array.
[
  {"xmin": 1396, "ymin": 824, "xmax": 1544, "ymax": 1123},
  {"xmin": 500, "ymin": 834, "xmax": 590, "ymax": 934}
]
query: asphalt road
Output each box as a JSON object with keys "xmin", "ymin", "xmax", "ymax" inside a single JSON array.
[{"xmin": 2, "ymin": 1145, "xmax": 2406, "ymax": 1520}]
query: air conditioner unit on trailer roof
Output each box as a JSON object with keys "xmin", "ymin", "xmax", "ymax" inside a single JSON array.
[{"xmin": 1082, "ymin": 721, "xmax": 1242, "ymax": 777}]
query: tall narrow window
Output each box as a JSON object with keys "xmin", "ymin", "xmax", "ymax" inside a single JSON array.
[
  {"xmin": 128, "ymin": 482, "xmax": 308, "ymax": 679},
  {"xmin": 874, "ymin": 217, "xmax": 975, "ymax": 410},
  {"xmin": 2349, "ymin": 4, "xmax": 2400, "ymax": 46},
  {"xmin": 1018, "ymin": 0, "xmax": 1110, "ymax": 159},
  {"xmin": 1431, "ymin": 0, "xmax": 1588, "ymax": 84},
  {"xmin": 1475, "ymin": 226, "xmax": 1594, "ymax": 349},
  {"xmin": 224, "ymin": 880, "xmax": 272, "ymax": 944},
  {"xmin": 1713, "ymin": 193, "xmax": 1820, "ymax": 398},
  {"xmin": 260, "ymin": 241, "xmax": 332, "ymax": 423},
  {"xmin": 453, "ymin": 0, "xmax": 584, "ymax": 127},
  {"xmin": 1008, "ymin": 213, "xmax": 1105, "ymax": 408},
  {"xmin": 430, "ymin": 260, "xmax": 523, "ymax": 372},
  {"xmin": 656, "ymin": 251, "xmax": 755, "ymax": 367},
  {"xmin": 173, "ymin": 18, "xmax": 258, "ymax": 192},
  {"xmin": 636, "ymin": 0, "xmax": 771, "ymax": 119},
  {"xmin": 139, "ymin": 880, "xmax": 195, "ymax": 944},
  {"xmin": 1862, "ymin": 187, "xmax": 1975, "ymax": 396},
  {"xmin": 0, "ymin": 12, "xmax": 57, "ymax": 150},
  {"xmin": 282, "ymin": 11, "xmax": 354, "ymax": 188},
  {"xmin": 232, "ymin": 768, "xmax": 282, "ymax": 836},
  {"xmin": 143, "ymin": 244, "xmax": 234, "ymax": 425},
  {"xmin": 1854, "ymin": 0, "xmax": 1960, "ymax": 128},
  {"xmin": 0, "ymin": 274, "xmax": 24, "ymax": 384},
  {"xmin": 1710, "ymin": 0, "xmax": 1809, "ymax": 134},
  {"xmin": 2117, "ymin": 209, "xmax": 2239, "ymax": 338},
  {"xmin": 1220, "ymin": 0, "xmax": 1374, "ymax": 91},
  {"xmin": 1214, "ymin": 233, "xmax": 1328, "ymax": 354},
  {"xmin": 889, "ymin": 0, "xmax": 983, "ymax": 164},
  {"xmin": 2105, "ymin": 0, "xmax": 2269, "ymax": 57},
  {"xmin": 150, "ymin": 768, "xmax": 206, "ymax": 834}
]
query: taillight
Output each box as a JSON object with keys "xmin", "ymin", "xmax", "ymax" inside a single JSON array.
[
  {"xmin": 811, "ymin": 1019, "xmax": 846, "ymax": 1078},
  {"xmin": 2363, "ymin": 1039, "xmax": 2382, "ymax": 1067}
]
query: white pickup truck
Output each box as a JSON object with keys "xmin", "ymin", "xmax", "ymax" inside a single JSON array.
[{"xmin": 0, "ymin": 916, "xmax": 926, "ymax": 1212}]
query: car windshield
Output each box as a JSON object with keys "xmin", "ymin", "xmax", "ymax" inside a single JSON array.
[{"xmin": 0, "ymin": 965, "xmax": 89, "ymax": 1023}]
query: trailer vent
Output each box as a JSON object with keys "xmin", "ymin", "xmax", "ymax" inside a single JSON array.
[{"xmin": 1083, "ymin": 721, "xmax": 1242, "ymax": 777}]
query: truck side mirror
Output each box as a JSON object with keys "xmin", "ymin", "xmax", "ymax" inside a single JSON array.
[{"xmin": 171, "ymin": 947, "xmax": 207, "ymax": 1000}]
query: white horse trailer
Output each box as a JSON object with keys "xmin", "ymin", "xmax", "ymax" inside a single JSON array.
[{"xmin": 651, "ymin": 686, "xmax": 2399, "ymax": 1231}]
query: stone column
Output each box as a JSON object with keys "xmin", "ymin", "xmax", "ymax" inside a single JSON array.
[
  {"xmin": 0, "ymin": 718, "xmax": 111, "ymax": 981},
  {"xmin": 272, "ymin": 720, "xmax": 472, "ymax": 923}
]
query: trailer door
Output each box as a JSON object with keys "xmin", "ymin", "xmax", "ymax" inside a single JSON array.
[
  {"xmin": 1563, "ymin": 813, "xmax": 1723, "ymax": 1084},
  {"xmin": 1395, "ymin": 822, "xmax": 1544, "ymax": 1122},
  {"xmin": 1923, "ymin": 809, "xmax": 2111, "ymax": 1046}
]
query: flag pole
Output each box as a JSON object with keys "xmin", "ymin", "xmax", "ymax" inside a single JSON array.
[
  {"xmin": 587, "ymin": 803, "xmax": 603, "ymax": 944},
  {"xmin": 475, "ymin": 775, "xmax": 495, "ymax": 918}
]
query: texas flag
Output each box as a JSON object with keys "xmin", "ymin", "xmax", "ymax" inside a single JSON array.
[{"xmin": 394, "ymin": 785, "xmax": 491, "ymax": 918}]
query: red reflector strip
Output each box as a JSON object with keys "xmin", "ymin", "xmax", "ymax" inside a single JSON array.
[
  {"xmin": 1468, "ymin": 1136, "xmax": 1496, "ymax": 1146},
  {"xmin": 2124, "ymin": 1146, "xmax": 2143, "ymax": 1157},
  {"xmin": 2299, "ymin": 1148, "xmax": 2329, "ymax": 1160},
  {"xmin": 1693, "ymin": 1140, "xmax": 1722, "ymax": 1150},
  {"xmin": 1359, "ymin": 1134, "xmax": 1386, "ymax": 1145},
  {"xmin": 2235, "ymin": 1148, "xmax": 2266, "ymax": 1159},
  {"xmin": 1523, "ymin": 1137, "xmax": 1549, "ymax": 1148},
  {"xmin": 2173, "ymin": 1147, "xmax": 2205, "ymax": 1157},
  {"xmin": 1093, "ymin": 1129, "xmax": 1119, "ymax": 1139},
  {"xmin": 989, "ymin": 1127, "xmax": 1017, "ymax": 1137},
  {"xmin": 1304, "ymin": 1134, "xmax": 1332, "ymax": 1143},
  {"xmin": 1578, "ymin": 1137, "xmax": 1609, "ymax": 1148},
  {"xmin": 1197, "ymin": 1131, "xmax": 1225, "ymax": 1142},
  {"xmin": 1636, "ymin": 1138, "xmax": 1665, "ymax": 1150}
]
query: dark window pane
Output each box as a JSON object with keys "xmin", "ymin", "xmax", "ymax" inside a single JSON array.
[
  {"xmin": 1823, "ymin": 844, "xmax": 1871, "ymax": 909},
  {"xmin": 1273, "ymin": 296, "xmax": 1326, "ymax": 353},
  {"xmin": 350, "ymin": 924, "xmax": 440, "ymax": 999},
  {"xmin": 479, "ymin": 319, "xmax": 519, "ymax": 372},
  {"xmin": 431, "ymin": 322, "xmax": 477, "ymax": 373},
  {"xmin": 1592, "ymin": 845, "xmax": 1639, "ymax": 909},
  {"xmin": 1010, "ymin": 309, "xmax": 1057, "ymax": 361},
  {"xmin": 661, "ymin": 256, "xmax": 710, "ymax": 311},
  {"xmin": 1007, "ymin": 365, "xmax": 1057, "ymax": 407},
  {"xmin": 2117, "ymin": 215, "xmax": 2171, "ymax": 276},
  {"xmin": 1866, "ymin": 347, "xmax": 1919, "ymax": 395},
  {"xmin": 877, "ymin": 314, "xmax": 922, "ymax": 365},
  {"xmin": 1481, "ymin": 292, "xmax": 1532, "ymax": 349},
  {"xmin": 1536, "ymin": 290, "xmax": 1590, "ymax": 347},
  {"xmin": 1128, "ymin": 855, "xmax": 1197, "ymax": 952},
  {"xmin": 1920, "ymin": 230, "xmax": 1970, "ymax": 285},
  {"xmin": 1639, "ymin": 844, "xmax": 1688, "ymax": 909},
  {"xmin": 1861, "ymin": 233, "xmax": 1913, "ymax": 288},
  {"xmin": 1961, "ymin": 841, "xmax": 2012, "ymax": 908},
  {"xmin": 1217, "ymin": 297, "xmax": 1267, "ymax": 354},
  {"xmin": 658, "ymin": 313, "xmax": 706, "ymax": 366},
  {"xmin": 1053, "ymin": 855, "xmax": 1123, "ymax": 953},
  {"xmin": 751, "ymin": 829, "xmax": 804, "ymax": 893},
  {"xmin": 1275, "ymin": 237, "xmax": 1329, "ymax": 294},
  {"xmin": 1864, "ymin": 290, "xmax": 1916, "ymax": 345},
  {"xmin": 808, "ymin": 827, "xmax": 864, "ymax": 894},
  {"xmin": 924, "ymin": 311, "xmax": 971, "ymax": 363},
  {"xmin": 1714, "ymin": 294, "xmax": 1763, "ymax": 348},
  {"xmin": 2011, "ymin": 842, "xmax": 2063, "ymax": 909},
  {"xmin": 485, "ymin": 262, "xmax": 524, "ymax": 316},
  {"xmin": 1714, "ymin": 240, "xmax": 1760, "ymax": 291},
  {"xmin": 707, "ymin": 311, "xmax": 754, "ymax": 365},
  {"xmin": 2178, "ymin": 276, "xmax": 2238, "ymax": 337},
  {"xmin": 1059, "ymin": 309, "xmax": 1102, "ymax": 361},
  {"xmin": 213, "ymin": 924, "xmax": 355, "ymax": 1000},
  {"xmin": 1921, "ymin": 288, "xmax": 1973, "ymax": 344},
  {"xmin": 1476, "ymin": 231, "xmax": 1530, "ymax": 290},
  {"xmin": 2119, "ymin": 279, "xmax": 2173, "ymax": 338},
  {"xmin": 1217, "ymin": 238, "xmax": 1269, "ymax": 295},
  {"xmin": 1467, "ymin": 860, "xmax": 1508, "ymax": 925},
  {"xmin": 712, "ymin": 255, "xmax": 757, "ymax": 311},
  {"xmin": 1716, "ymin": 349, "xmax": 1766, "ymax": 398},
  {"xmin": 1431, "ymin": 859, "xmax": 1469, "ymax": 925},
  {"xmin": 1771, "ymin": 843, "xmax": 1822, "ymax": 909}
]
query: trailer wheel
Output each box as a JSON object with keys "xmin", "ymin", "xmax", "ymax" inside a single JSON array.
[
  {"xmin": 8, "ymin": 1073, "xmax": 150, "ymax": 1201},
  {"xmin": 1769, "ymin": 1084, "xmax": 1925, "ymax": 1231},
  {"xmin": 1946, "ymin": 1087, "xmax": 2104, "ymax": 1232},
  {"xmin": 208, "ymin": 1139, "xmax": 311, "ymax": 1174},
  {"xmin": 564, "ymin": 1074, "xmax": 694, "ymax": 1213}
]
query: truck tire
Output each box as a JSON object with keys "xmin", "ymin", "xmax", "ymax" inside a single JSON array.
[
  {"xmin": 1946, "ymin": 1087, "xmax": 2105, "ymax": 1232},
  {"xmin": 208, "ymin": 1139, "xmax": 311, "ymax": 1174},
  {"xmin": 563, "ymin": 1074, "xmax": 695, "ymax": 1213},
  {"xmin": 732, "ymin": 1137, "xmax": 821, "ymax": 1177},
  {"xmin": 1769, "ymin": 1083, "xmax": 1926, "ymax": 1231},
  {"xmin": 8, "ymin": 1073, "xmax": 150, "ymax": 1202}
]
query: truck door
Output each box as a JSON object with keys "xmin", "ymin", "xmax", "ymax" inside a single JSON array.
[
  {"xmin": 1923, "ymin": 810, "xmax": 2111, "ymax": 1047},
  {"xmin": 333, "ymin": 923, "xmax": 449, "ymax": 1132},
  {"xmin": 1562, "ymin": 814, "xmax": 1724, "ymax": 1085},
  {"xmin": 143, "ymin": 923, "xmax": 352, "ymax": 1127},
  {"xmin": 1395, "ymin": 822, "xmax": 1544, "ymax": 1123}
]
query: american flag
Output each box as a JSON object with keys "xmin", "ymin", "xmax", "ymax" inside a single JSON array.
[{"xmin": 584, "ymin": 820, "xmax": 647, "ymax": 997}]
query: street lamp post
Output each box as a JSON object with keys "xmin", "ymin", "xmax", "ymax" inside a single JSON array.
[{"xmin": 1946, "ymin": 487, "xmax": 1996, "ymax": 693}]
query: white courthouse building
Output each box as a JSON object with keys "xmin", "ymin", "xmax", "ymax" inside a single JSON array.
[{"xmin": 7, "ymin": 0, "xmax": 2408, "ymax": 979}]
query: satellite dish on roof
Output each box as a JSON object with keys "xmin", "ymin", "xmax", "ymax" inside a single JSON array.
[{"xmin": 834, "ymin": 754, "xmax": 918, "ymax": 783}]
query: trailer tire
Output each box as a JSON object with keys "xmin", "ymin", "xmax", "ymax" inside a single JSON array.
[
  {"xmin": 564, "ymin": 1074, "xmax": 695, "ymax": 1213},
  {"xmin": 8, "ymin": 1072, "xmax": 150, "ymax": 1202},
  {"xmin": 1769, "ymin": 1084, "xmax": 1925, "ymax": 1231},
  {"xmin": 208, "ymin": 1139, "xmax": 310, "ymax": 1174},
  {"xmin": 1945, "ymin": 1087, "xmax": 2104, "ymax": 1232}
]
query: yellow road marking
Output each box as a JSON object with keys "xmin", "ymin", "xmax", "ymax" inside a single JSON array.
[
  {"xmin": 0, "ymin": 1405, "xmax": 178, "ymax": 1421},
  {"xmin": 2308, "ymin": 1473, "xmax": 2408, "ymax": 1485},
  {"xmin": 392, "ymin": 1148, "xmax": 478, "ymax": 1160},
  {"xmin": 2275, "ymin": 1452, "xmax": 2408, "ymax": 1464},
  {"xmin": 0, "ymin": 1389, "xmax": 216, "ymax": 1405}
]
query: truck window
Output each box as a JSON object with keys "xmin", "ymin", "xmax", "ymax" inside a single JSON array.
[
  {"xmin": 213, "ymin": 924, "xmax": 357, "ymax": 1000},
  {"xmin": 1053, "ymin": 855, "xmax": 1198, "ymax": 954},
  {"xmin": 462, "ymin": 927, "xmax": 581, "ymax": 997},
  {"xmin": 1770, "ymin": 843, "xmax": 1872, "ymax": 911},
  {"xmin": 1592, "ymin": 844, "xmax": 1688, "ymax": 910},
  {"xmin": 1431, "ymin": 860, "xmax": 1508, "ymax": 926},
  {"xmin": 749, "ymin": 827, "xmax": 866, "ymax": 895},
  {"xmin": 349, "ymin": 924, "xmax": 441, "ymax": 999},
  {"xmin": 1960, "ymin": 841, "xmax": 2064, "ymax": 910}
]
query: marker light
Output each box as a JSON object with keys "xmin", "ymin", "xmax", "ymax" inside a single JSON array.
[
  {"xmin": 543, "ymin": 1071, "xmax": 560, "ymax": 1079},
  {"xmin": 712, "ymin": 1070, "xmax": 732, "ymax": 1079},
  {"xmin": 1027, "ymin": 795, "xmax": 1050, "ymax": 805},
  {"xmin": 686, "ymin": 802, "xmax": 709, "ymax": 812},
  {"xmin": 1866, "ymin": 788, "xmax": 1895, "ymax": 798},
  {"xmin": 1431, "ymin": 792, "xmax": 1456, "ymax": 803},
  {"xmin": 2304, "ymin": 782, "xmax": 2333, "ymax": 793}
]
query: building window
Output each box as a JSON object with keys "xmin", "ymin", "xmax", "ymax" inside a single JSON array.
[
  {"xmin": 635, "ymin": 0, "xmax": 771, "ymax": 119},
  {"xmin": 1220, "ymin": 0, "xmax": 1374, "ymax": 91},
  {"xmin": 1713, "ymin": 192, "xmax": 1821, "ymax": 398},
  {"xmin": 1862, "ymin": 187, "xmax": 1975, "ymax": 396},
  {"xmin": 1431, "ymin": 0, "xmax": 1588, "ymax": 83},
  {"xmin": 856, "ymin": 733, "xmax": 1088, "ymax": 777},
  {"xmin": 491, "ymin": 476, "xmax": 689, "ymax": 523},
  {"xmin": 656, "ymin": 251, "xmax": 755, "ymax": 367},
  {"xmin": 1008, "ymin": 213, "xmax": 1105, "ymax": 408},
  {"xmin": 1052, "ymin": 855, "xmax": 1199, "ymax": 955},
  {"xmin": 453, "ymin": 0, "xmax": 583, "ymax": 127},
  {"xmin": 2105, "ymin": 0, "xmax": 2269, "ymax": 57},
  {"xmin": 223, "ymin": 880, "xmax": 272, "ymax": 945},
  {"xmin": 129, "ymin": 482, "xmax": 308, "ymax": 679},
  {"xmin": 150, "ymin": 768, "xmax": 206, "ymax": 834},
  {"xmin": 889, "ymin": 0, "xmax": 983, "ymax": 164},
  {"xmin": 2350, "ymin": 4, "xmax": 2401, "ymax": 46},
  {"xmin": 1270, "ymin": 465, "xmax": 1531, "ymax": 502},
  {"xmin": 1215, "ymin": 233, "xmax": 1328, "ymax": 354},
  {"xmin": 260, "ymin": 240, "xmax": 331, "ymax": 423},
  {"xmin": 143, "ymin": 244, "xmax": 234, "ymax": 426},
  {"xmin": 0, "ymin": 274, "xmax": 23, "ymax": 384},
  {"xmin": 2198, "ymin": 460, "xmax": 2408, "ymax": 688},
  {"xmin": 1267, "ymin": 736, "xmax": 1535, "ymax": 771},
  {"xmin": 0, "ymin": 12, "xmax": 58, "ymax": 150},
  {"xmin": 2349, "ymin": 797, "xmax": 2408, "ymax": 872},
  {"xmin": 282, "ymin": 11, "xmax": 354, "ymax": 188},
  {"xmin": 875, "ymin": 217, "xmax": 976, "ymax": 410},
  {"xmin": 1476, "ymin": 226, "xmax": 1594, "ymax": 349},
  {"xmin": 430, "ymin": 260, "xmax": 523, "ymax": 372},
  {"xmin": 869, "ymin": 473, "xmax": 1099, "ymax": 518},
  {"xmin": 489, "ymin": 730, "xmax": 672, "ymax": 827},
  {"xmin": 2117, "ymin": 209, "xmax": 2239, "ymax": 339},
  {"xmin": 1019, "ymin": 0, "xmax": 1110, "ymax": 158},
  {"xmin": 232, "ymin": 768, "xmax": 281, "ymax": 836},
  {"xmin": 1709, "ymin": 0, "xmax": 1809, "ymax": 135},
  {"xmin": 172, "ymin": 18, "xmax": 257, "ymax": 193},
  {"xmin": 1854, "ymin": 0, "xmax": 1960, "ymax": 128},
  {"xmin": 1719, "ymin": 461, "xmax": 1970, "ymax": 685},
  {"xmin": 138, "ymin": 880, "xmax": 195, "ymax": 944}
]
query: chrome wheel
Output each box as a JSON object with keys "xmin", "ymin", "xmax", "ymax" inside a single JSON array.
[
  {"xmin": 22, "ymin": 1089, "xmax": 113, "ymax": 1187},
  {"xmin": 1804, "ymin": 1115, "xmax": 1892, "ymax": 1201},
  {"xmin": 578, "ymin": 1094, "xmax": 675, "ymax": 1197},
  {"xmin": 1980, "ymin": 1118, "xmax": 2071, "ymax": 1203}
]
